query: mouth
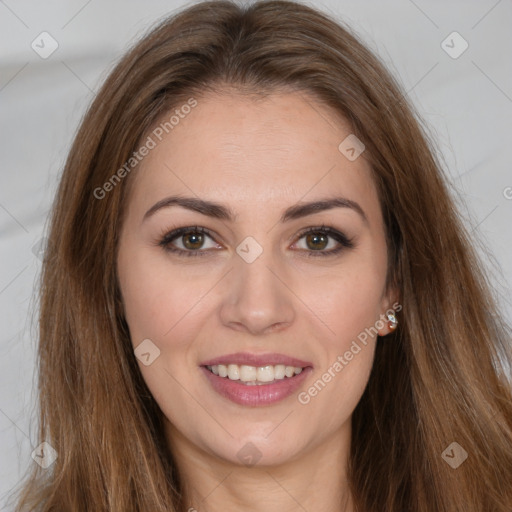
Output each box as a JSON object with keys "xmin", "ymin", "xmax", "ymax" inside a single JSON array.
[
  {"xmin": 199, "ymin": 354, "xmax": 313, "ymax": 406},
  {"xmin": 204, "ymin": 363, "xmax": 307, "ymax": 385}
]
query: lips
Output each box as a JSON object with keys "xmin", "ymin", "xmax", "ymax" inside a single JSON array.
[{"xmin": 199, "ymin": 352, "xmax": 313, "ymax": 406}]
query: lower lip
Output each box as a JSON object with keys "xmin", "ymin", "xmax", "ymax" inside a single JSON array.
[{"xmin": 200, "ymin": 366, "xmax": 313, "ymax": 407}]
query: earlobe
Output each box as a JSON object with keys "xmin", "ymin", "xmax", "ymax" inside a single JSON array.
[
  {"xmin": 378, "ymin": 287, "xmax": 401, "ymax": 336},
  {"xmin": 377, "ymin": 311, "xmax": 399, "ymax": 337},
  {"xmin": 387, "ymin": 311, "xmax": 398, "ymax": 331}
]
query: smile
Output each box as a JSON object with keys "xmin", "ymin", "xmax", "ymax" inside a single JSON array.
[
  {"xmin": 201, "ymin": 364, "xmax": 312, "ymax": 406},
  {"xmin": 206, "ymin": 363, "xmax": 303, "ymax": 385}
]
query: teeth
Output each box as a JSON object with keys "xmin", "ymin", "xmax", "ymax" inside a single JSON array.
[
  {"xmin": 227, "ymin": 364, "xmax": 240, "ymax": 380},
  {"xmin": 285, "ymin": 366, "xmax": 295, "ymax": 378},
  {"xmin": 257, "ymin": 365, "xmax": 275, "ymax": 382},
  {"xmin": 274, "ymin": 364, "xmax": 285, "ymax": 380},
  {"xmin": 240, "ymin": 365, "xmax": 257, "ymax": 382},
  {"xmin": 206, "ymin": 363, "xmax": 304, "ymax": 383}
]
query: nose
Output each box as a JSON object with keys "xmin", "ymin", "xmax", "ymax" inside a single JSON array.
[{"xmin": 219, "ymin": 247, "xmax": 295, "ymax": 335}]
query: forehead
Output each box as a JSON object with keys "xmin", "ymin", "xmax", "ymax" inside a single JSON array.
[{"xmin": 128, "ymin": 90, "xmax": 381, "ymax": 225}]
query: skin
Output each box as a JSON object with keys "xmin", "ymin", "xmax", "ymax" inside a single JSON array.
[{"xmin": 117, "ymin": 89, "xmax": 398, "ymax": 512}]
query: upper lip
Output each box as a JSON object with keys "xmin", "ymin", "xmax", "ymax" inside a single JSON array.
[{"xmin": 201, "ymin": 352, "xmax": 313, "ymax": 368}]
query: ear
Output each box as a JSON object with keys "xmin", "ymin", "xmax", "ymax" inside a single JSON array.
[{"xmin": 377, "ymin": 285, "xmax": 401, "ymax": 337}]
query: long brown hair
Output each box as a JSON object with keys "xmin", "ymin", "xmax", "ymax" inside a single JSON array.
[{"xmin": 13, "ymin": 1, "xmax": 512, "ymax": 510}]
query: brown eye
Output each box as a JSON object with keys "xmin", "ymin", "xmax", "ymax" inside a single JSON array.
[
  {"xmin": 305, "ymin": 232, "xmax": 329, "ymax": 251},
  {"xmin": 159, "ymin": 226, "xmax": 219, "ymax": 257},
  {"xmin": 294, "ymin": 226, "xmax": 355, "ymax": 257},
  {"xmin": 182, "ymin": 232, "xmax": 205, "ymax": 250}
]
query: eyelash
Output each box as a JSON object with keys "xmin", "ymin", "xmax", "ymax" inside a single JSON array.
[{"xmin": 157, "ymin": 224, "xmax": 355, "ymax": 259}]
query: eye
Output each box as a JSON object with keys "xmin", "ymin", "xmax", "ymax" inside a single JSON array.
[
  {"xmin": 158, "ymin": 226, "xmax": 220, "ymax": 257},
  {"xmin": 158, "ymin": 224, "xmax": 354, "ymax": 258},
  {"xmin": 293, "ymin": 225, "xmax": 354, "ymax": 257}
]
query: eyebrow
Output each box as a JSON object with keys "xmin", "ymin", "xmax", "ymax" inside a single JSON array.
[{"xmin": 143, "ymin": 195, "xmax": 368, "ymax": 225}]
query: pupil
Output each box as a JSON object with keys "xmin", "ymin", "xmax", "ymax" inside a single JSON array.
[
  {"xmin": 307, "ymin": 232, "xmax": 327, "ymax": 250},
  {"xmin": 183, "ymin": 233, "xmax": 203, "ymax": 249}
]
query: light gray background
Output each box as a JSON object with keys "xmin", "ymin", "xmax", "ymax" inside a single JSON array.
[{"xmin": 1, "ymin": 0, "xmax": 511, "ymax": 507}]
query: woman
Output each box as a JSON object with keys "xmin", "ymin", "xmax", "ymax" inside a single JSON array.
[{"xmin": 14, "ymin": 1, "xmax": 512, "ymax": 510}]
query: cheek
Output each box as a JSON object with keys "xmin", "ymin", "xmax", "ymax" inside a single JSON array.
[
  {"xmin": 117, "ymin": 247, "xmax": 210, "ymax": 421},
  {"xmin": 292, "ymin": 253, "xmax": 385, "ymax": 414},
  {"xmin": 118, "ymin": 245, "xmax": 209, "ymax": 347},
  {"xmin": 295, "ymin": 271, "xmax": 381, "ymax": 430},
  {"xmin": 302, "ymin": 255, "xmax": 387, "ymax": 347}
]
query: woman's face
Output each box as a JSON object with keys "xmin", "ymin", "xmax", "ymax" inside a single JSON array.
[{"xmin": 117, "ymin": 90, "xmax": 396, "ymax": 467}]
